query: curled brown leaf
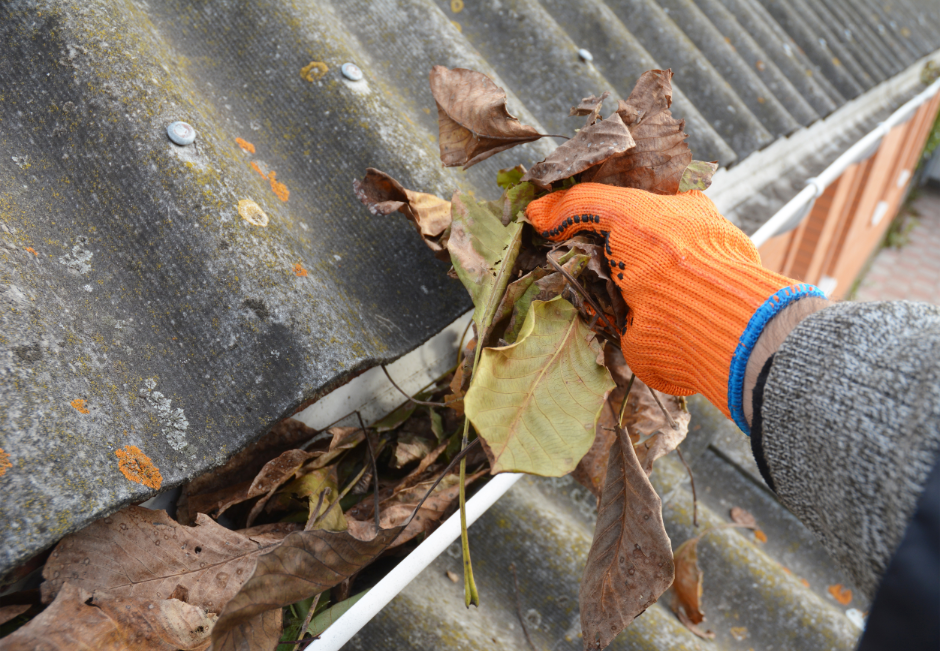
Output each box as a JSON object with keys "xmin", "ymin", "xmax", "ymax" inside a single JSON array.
[
  {"xmin": 354, "ymin": 168, "xmax": 452, "ymax": 261},
  {"xmin": 521, "ymin": 112, "xmax": 635, "ymax": 190},
  {"xmin": 569, "ymin": 91, "xmax": 611, "ymax": 127},
  {"xmin": 429, "ymin": 66, "xmax": 547, "ymax": 169},
  {"xmin": 672, "ymin": 535, "xmax": 715, "ymax": 639},
  {"xmin": 582, "ymin": 69, "xmax": 692, "ymax": 195}
]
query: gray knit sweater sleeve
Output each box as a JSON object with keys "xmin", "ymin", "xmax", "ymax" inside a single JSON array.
[{"xmin": 760, "ymin": 300, "xmax": 940, "ymax": 600}]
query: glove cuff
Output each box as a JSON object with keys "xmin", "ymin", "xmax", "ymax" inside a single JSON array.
[{"xmin": 727, "ymin": 283, "xmax": 826, "ymax": 435}]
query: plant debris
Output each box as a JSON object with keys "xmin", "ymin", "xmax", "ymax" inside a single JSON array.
[{"xmin": 1, "ymin": 63, "xmax": 719, "ymax": 651}]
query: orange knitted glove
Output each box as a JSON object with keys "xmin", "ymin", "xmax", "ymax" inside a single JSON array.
[{"xmin": 526, "ymin": 183, "xmax": 824, "ymax": 433}]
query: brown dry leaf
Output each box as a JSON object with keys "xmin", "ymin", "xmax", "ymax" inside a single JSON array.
[
  {"xmin": 392, "ymin": 434, "xmax": 435, "ymax": 469},
  {"xmin": 354, "ymin": 168, "xmax": 452, "ymax": 261},
  {"xmin": 579, "ymin": 429, "xmax": 674, "ymax": 650},
  {"xmin": 570, "ymin": 91, "xmax": 611, "ymax": 127},
  {"xmin": 0, "ymin": 603, "xmax": 30, "ymax": 626},
  {"xmin": 243, "ymin": 449, "xmax": 318, "ymax": 526},
  {"xmin": 582, "ymin": 69, "xmax": 692, "ymax": 195},
  {"xmin": 41, "ymin": 506, "xmax": 280, "ymax": 615},
  {"xmin": 622, "ymin": 376, "xmax": 691, "ymax": 475},
  {"xmin": 571, "ymin": 387, "xmax": 623, "ymax": 500},
  {"xmin": 429, "ymin": 66, "xmax": 546, "ymax": 169},
  {"xmin": 236, "ymin": 522, "xmax": 303, "ymax": 544},
  {"xmin": 672, "ymin": 535, "xmax": 714, "ymax": 639},
  {"xmin": 209, "ymin": 525, "xmax": 405, "ymax": 650},
  {"xmin": 521, "ymin": 112, "xmax": 635, "ymax": 190},
  {"xmin": 349, "ymin": 470, "xmax": 486, "ymax": 549},
  {"xmin": 3, "ymin": 583, "xmax": 217, "ymax": 651},
  {"xmin": 179, "ymin": 418, "xmax": 319, "ymax": 525},
  {"xmin": 730, "ymin": 506, "xmax": 757, "ymax": 528}
]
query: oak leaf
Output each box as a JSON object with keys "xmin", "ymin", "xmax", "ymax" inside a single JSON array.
[
  {"xmin": 582, "ymin": 70, "xmax": 692, "ymax": 195},
  {"xmin": 579, "ymin": 427, "xmax": 674, "ymax": 650},
  {"xmin": 521, "ymin": 112, "xmax": 635, "ymax": 190},
  {"xmin": 429, "ymin": 66, "xmax": 546, "ymax": 169},
  {"xmin": 465, "ymin": 297, "xmax": 615, "ymax": 476},
  {"xmin": 354, "ymin": 168, "xmax": 452, "ymax": 261}
]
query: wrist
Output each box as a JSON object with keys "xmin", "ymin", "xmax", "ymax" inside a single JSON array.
[{"xmin": 741, "ymin": 296, "xmax": 830, "ymax": 428}]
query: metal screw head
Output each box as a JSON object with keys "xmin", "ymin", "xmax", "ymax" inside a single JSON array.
[
  {"xmin": 167, "ymin": 121, "xmax": 196, "ymax": 146},
  {"xmin": 578, "ymin": 48, "xmax": 594, "ymax": 62},
  {"xmin": 341, "ymin": 62, "xmax": 363, "ymax": 81}
]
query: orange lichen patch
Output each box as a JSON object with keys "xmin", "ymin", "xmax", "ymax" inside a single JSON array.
[
  {"xmin": 268, "ymin": 171, "xmax": 289, "ymax": 202},
  {"xmin": 800, "ymin": 578, "xmax": 810, "ymax": 589},
  {"xmin": 300, "ymin": 61, "xmax": 328, "ymax": 82},
  {"xmin": 115, "ymin": 445, "xmax": 162, "ymax": 490},
  {"xmin": 293, "ymin": 263, "xmax": 308, "ymax": 277},
  {"xmin": 236, "ymin": 137, "xmax": 256, "ymax": 154},
  {"xmin": 251, "ymin": 161, "xmax": 267, "ymax": 179},
  {"xmin": 0, "ymin": 448, "xmax": 12, "ymax": 478},
  {"xmin": 828, "ymin": 584, "xmax": 853, "ymax": 605},
  {"xmin": 25, "ymin": 247, "xmax": 38, "ymax": 256},
  {"xmin": 238, "ymin": 200, "xmax": 269, "ymax": 227},
  {"xmin": 754, "ymin": 529, "xmax": 767, "ymax": 543},
  {"xmin": 70, "ymin": 398, "xmax": 90, "ymax": 414}
]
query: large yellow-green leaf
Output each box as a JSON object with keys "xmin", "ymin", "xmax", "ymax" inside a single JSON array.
[
  {"xmin": 465, "ymin": 297, "xmax": 615, "ymax": 476},
  {"xmin": 448, "ymin": 191, "xmax": 524, "ymax": 339}
]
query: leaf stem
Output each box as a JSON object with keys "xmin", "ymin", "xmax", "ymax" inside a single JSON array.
[
  {"xmin": 357, "ymin": 411, "xmax": 382, "ymax": 532},
  {"xmin": 459, "ymin": 340, "xmax": 485, "ymax": 608},
  {"xmin": 618, "ymin": 373, "xmax": 636, "ymax": 428},
  {"xmin": 545, "ymin": 253, "xmax": 619, "ymax": 340},
  {"xmin": 675, "ymin": 446, "xmax": 698, "ymax": 528},
  {"xmin": 646, "ymin": 384, "xmax": 679, "ymax": 430}
]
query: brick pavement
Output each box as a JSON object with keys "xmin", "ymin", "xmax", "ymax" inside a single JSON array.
[{"xmin": 854, "ymin": 185, "xmax": 940, "ymax": 304}]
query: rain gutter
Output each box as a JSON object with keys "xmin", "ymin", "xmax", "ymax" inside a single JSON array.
[
  {"xmin": 750, "ymin": 75, "xmax": 940, "ymax": 249},
  {"xmin": 303, "ymin": 67, "xmax": 940, "ymax": 651}
]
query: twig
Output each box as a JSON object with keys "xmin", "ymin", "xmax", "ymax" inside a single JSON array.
[
  {"xmin": 357, "ymin": 411, "xmax": 382, "ymax": 532},
  {"xmin": 298, "ymin": 592, "xmax": 322, "ymax": 648},
  {"xmin": 618, "ymin": 373, "xmax": 636, "ymax": 428},
  {"xmin": 675, "ymin": 447, "xmax": 698, "ymax": 528},
  {"xmin": 510, "ymin": 563, "xmax": 539, "ymax": 651},
  {"xmin": 311, "ymin": 461, "xmax": 370, "ymax": 528},
  {"xmin": 646, "ymin": 384, "xmax": 679, "ymax": 430},
  {"xmin": 381, "ymin": 365, "xmax": 458, "ymax": 407},
  {"xmin": 545, "ymin": 253, "xmax": 619, "ymax": 340},
  {"xmin": 304, "ymin": 489, "xmax": 329, "ymax": 531}
]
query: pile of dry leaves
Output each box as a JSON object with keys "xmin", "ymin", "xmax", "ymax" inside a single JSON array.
[{"xmin": 0, "ymin": 66, "xmax": 720, "ymax": 651}]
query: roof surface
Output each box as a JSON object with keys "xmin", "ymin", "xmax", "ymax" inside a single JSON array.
[{"xmin": 1, "ymin": 0, "xmax": 938, "ymax": 578}]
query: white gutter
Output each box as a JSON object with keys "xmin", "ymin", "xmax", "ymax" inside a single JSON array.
[
  {"xmin": 297, "ymin": 66, "xmax": 940, "ymax": 651},
  {"xmin": 750, "ymin": 75, "xmax": 940, "ymax": 249}
]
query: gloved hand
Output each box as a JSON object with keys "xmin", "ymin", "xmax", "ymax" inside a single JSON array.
[{"xmin": 526, "ymin": 183, "xmax": 824, "ymax": 433}]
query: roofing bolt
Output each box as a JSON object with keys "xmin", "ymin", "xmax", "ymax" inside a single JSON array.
[
  {"xmin": 578, "ymin": 48, "xmax": 593, "ymax": 62},
  {"xmin": 341, "ymin": 63, "xmax": 363, "ymax": 81},
  {"xmin": 167, "ymin": 121, "xmax": 195, "ymax": 146}
]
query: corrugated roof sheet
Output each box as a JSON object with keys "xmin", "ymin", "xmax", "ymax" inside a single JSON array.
[{"xmin": 1, "ymin": 0, "xmax": 938, "ymax": 582}]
